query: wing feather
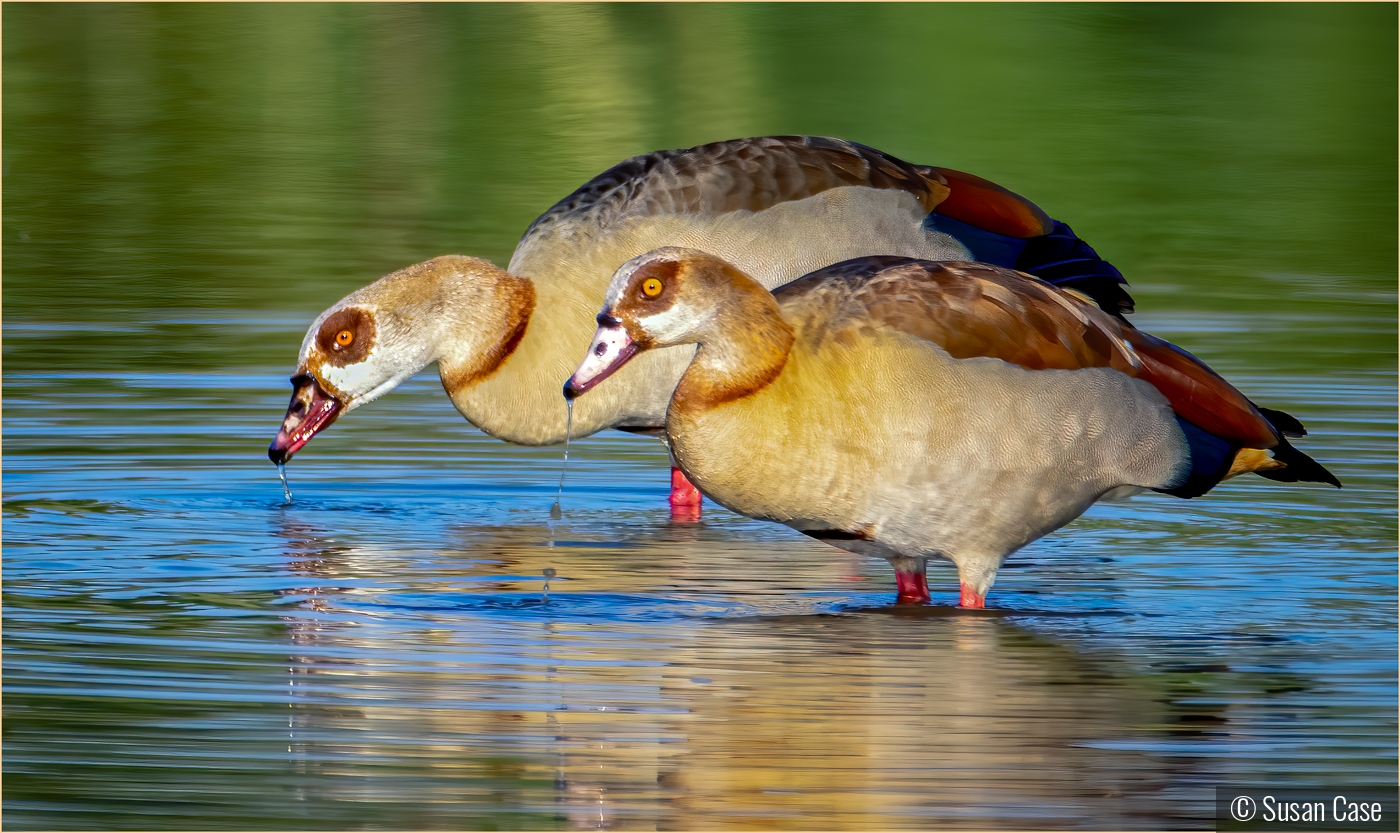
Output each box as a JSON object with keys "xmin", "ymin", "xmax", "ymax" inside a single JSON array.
[
  {"xmin": 925, "ymin": 167, "xmax": 1054, "ymax": 238},
  {"xmin": 774, "ymin": 257, "xmax": 1280, "ymax": 449},
  {"xmin": 521, "ymin": 136, "xmax": 949, "ymax": 242}
]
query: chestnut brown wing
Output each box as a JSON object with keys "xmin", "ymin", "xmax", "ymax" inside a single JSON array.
[{"xmin": 776, "ymin": 257, "xmax": 1279, "ymax": 449}]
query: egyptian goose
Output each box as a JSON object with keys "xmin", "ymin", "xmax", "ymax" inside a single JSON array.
[
  {"xmin": 563, "ymin": 248, "xmax": 1340, "ymax": 607},
  {"xmin": 269, "ymin": 136, "xmax": 1132, "ymax": 513}
]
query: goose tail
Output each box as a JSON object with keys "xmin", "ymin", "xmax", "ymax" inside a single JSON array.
[{"xmin": 1255, "ymin": 438, "xmax": 1342, "ymax": 488}]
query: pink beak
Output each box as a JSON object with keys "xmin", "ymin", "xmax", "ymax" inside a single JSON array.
[
  {"xmin": 564, "ymin": 317, "xmax": 638, "ymax": 400},
  {"xmin": 268, "ymin": 373, "xmax": 344, "ymax": 464}
]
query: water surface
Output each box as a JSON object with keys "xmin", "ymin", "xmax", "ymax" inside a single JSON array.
[{"xmin": 4, "ymin": 3, "xmax": 1396, "ymax": 829}]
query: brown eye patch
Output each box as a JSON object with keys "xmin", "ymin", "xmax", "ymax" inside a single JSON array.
[
  {"xmin": 316, "ymin": 307, "xmax": 375, "ymax": 365},
  {"xmin": 630, "ymin": 259, "xmax": 680, "ymax": 303}
]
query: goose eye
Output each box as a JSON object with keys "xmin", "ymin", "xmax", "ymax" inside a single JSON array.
[
  {"xmin": 641, "ymin": 278, "xmax": 664, "ymax": 298},
  {"xmin": 335, "ymin": 329, "xmax": 354, "ymax": 348}
]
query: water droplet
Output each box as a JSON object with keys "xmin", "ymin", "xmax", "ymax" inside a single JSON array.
[
  {"xmin": 542, "ymin": 567, "xmax": 557, "ymax": 600},
  {"xmin": 552, "ymin": 399, "xmax": 574, "ymax": 517},
  {"xmin": 277, "ymin": 463, "xmax": 293, "ymax": 504}
]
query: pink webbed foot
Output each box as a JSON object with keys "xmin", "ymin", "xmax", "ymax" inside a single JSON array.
[
  {"xmin": 959, "ymin": 582, "xmax": 986, "ymax": 609},
  {"xmin": 669, "ymin": 467, "xmax": 702, "ymax": 521},
  {"xmin": 894, "ymin": 569, "xmax": 931, "ymax": 605}
]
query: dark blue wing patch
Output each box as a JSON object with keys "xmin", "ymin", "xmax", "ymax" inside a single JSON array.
[
  {"xmin": 923, "ymin": 213, "xmax": 1028, "ymax": 268},
  {"xmin": 1155, "ymin": 416, "xmax": 1237, "ymax": 499}
]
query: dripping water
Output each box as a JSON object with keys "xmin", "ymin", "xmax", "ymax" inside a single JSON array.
[
  {"xmin": 277, "ymin": 463, "xmax": 293, "ymax": 504},
  {"xmin": 541, "ymin": 567, "xmax": 557, "ymax": 602},
  {"xmin": 549, "ymin": 400, "xmax": 573, "ymax": 520}
]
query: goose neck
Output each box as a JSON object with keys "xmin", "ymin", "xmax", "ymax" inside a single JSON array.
[
  {"xmin": 677, "ymin": 297, "xmax": 795, "ymax": 411},
  {"xmin": 435, "ymin": 269, "xmax": 538, "ymax": 394}
]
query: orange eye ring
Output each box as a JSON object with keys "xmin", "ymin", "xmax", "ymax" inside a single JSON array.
[
  {"xmin": 335, "ymin": 329, "xmax": 354, "ymax": 348},
  {"xmin": 641, "ymin": 277, "xmax": 664, "ymax": 298}
]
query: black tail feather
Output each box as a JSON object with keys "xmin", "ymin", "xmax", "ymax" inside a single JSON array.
[
  {"xmin": 1256, "ymin": 405, "xmax": 1307, "ymax": 438},
  {"xmin": 1257, "ymin": 438, "xmax": 1341, "ymax": 488},
  {"xmin": 1014, "ymin": 220, "xmax": 1134, "ymax": 317},
  {"xmin": 1053, "ymin": 277, "xmax": 1137, "ymax": 321}
]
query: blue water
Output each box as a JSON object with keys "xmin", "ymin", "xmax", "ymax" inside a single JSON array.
[{"xmin": 4, "ymin": 308, "xmax": 1395, "ymax": 829}]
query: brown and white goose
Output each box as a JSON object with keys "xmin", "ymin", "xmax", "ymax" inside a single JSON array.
[
  {"xmin": 563, "ymin": 248, "xmax": 1340, "ymax": 607},
  {"xmin": 269, "ymin": 136, "xmax": 1133, "ymax": 513}
]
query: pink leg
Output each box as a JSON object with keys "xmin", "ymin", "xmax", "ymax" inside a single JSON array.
[
  {"xmin": 959, "ymin": 582, "xmax": 986, "ymax": 609},
  {"xmin": 669, "ymin": 467, "xmax": 702, "ymax": 521},
  {"xmin": 894, "ymin": 569, "xmax": 931, "ymax": 605}
]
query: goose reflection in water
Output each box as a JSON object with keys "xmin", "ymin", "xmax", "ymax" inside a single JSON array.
[{"xmin": 269, "ymin": 517, "xmax": 1278, "ymax": 828}]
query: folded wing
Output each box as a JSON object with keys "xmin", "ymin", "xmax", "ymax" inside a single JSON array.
[
  {"xmin": 523, "ymin": 136, "xmax": 1132, "ymax": 315},
  {"xmin": 774, "ymin": 257, "xmax": 1280, "ymax": 450}
]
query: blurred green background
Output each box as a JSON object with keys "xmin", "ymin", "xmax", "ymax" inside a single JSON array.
[{"xmin": 4, "ymin": 2, "xmax": 1396, "ymax": 373}]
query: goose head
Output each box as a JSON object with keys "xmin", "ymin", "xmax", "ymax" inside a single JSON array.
[
  {"xmin": 269, "ymin": 255, "xmax": 528, "ymax": 464},
  {"xmin": 564, "ymin": 247, "xmax": 774, "ymax": 399}
]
